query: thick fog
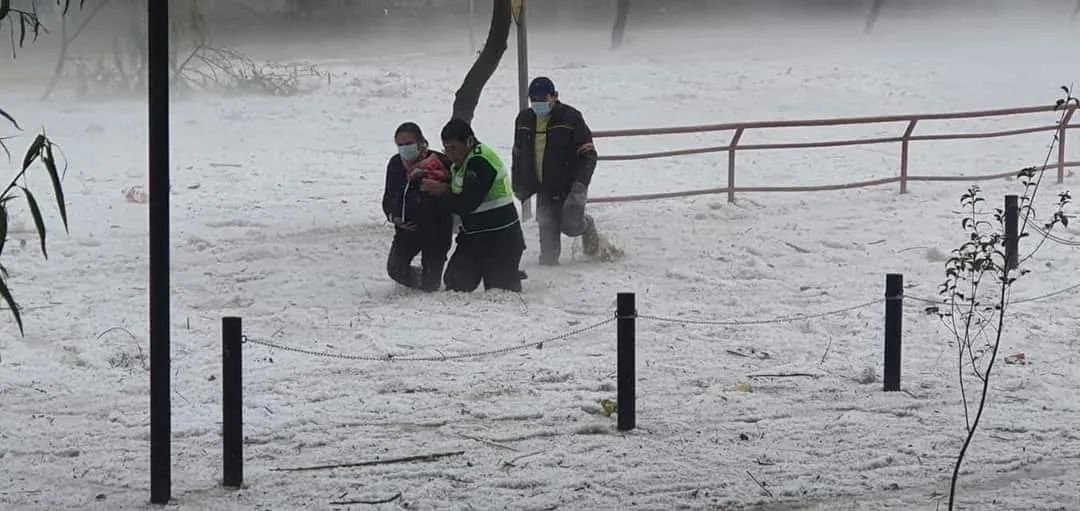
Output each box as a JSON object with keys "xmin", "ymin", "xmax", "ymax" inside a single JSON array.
[{"xmin": 3, "ymin": 0, "xmax": 1079, "ymax": 88}]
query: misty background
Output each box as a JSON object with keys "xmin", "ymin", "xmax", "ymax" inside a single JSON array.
[{"xmin": 3, "ymin": 0, "xmax": 1078, "ymax": 85}]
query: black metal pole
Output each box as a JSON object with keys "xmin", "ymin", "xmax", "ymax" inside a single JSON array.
[
  {"xmin": 884, "ymin": 274, "xmax": 903, "ymax": 392},
  {"xmin": 222, "ymin": 317, "xmax": 243, "ymax": 488},
  {"xmin": 515, "ymin": 0, "xmax": 532, "ymax": 222},
  {"xmin": 148, "ymin": 0, "xmax": 171, "ymax": 504},
  {"xmin": 616, "ymin": 292, "xmax": 636, "ymax": 431},
  {"xmin": 1005, "ymin": 194, "xmax": 1019, "ymax": 271}
]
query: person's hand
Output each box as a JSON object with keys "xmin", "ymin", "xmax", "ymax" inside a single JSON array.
[
  {"xmin": 390, "ymin": 216, "xmax": 417, "ymax": 231},
  {"xmin": 420, "ymin": 179, "xmax": 449, "ymax": 196},
  {"xmin": 408, "ymin": 168, "xmax": 427, "ymax": 181}
]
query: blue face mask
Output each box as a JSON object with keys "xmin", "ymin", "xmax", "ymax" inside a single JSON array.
[
  {"xmin": 531, "ymin": 101, "xmax": 552, "ymax": 117},
  {"xmin": 398, "ymin": 143, "xmax": 421, "ymax": 162}
]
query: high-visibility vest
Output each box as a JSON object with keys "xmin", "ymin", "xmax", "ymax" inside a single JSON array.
[{"xmin": 451, "ymin": 143, "xmax": 514, "ymax": 213}]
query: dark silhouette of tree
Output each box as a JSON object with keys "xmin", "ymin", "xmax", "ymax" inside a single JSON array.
[
  {"xmin": 611, "ymin": 0, "xmax": 630, "ymax": 50},
  {"xmin": 864, "ymin": 0, "xmax": 884, "ymax": 33},
  {"xmin": 451, "ymin": 0, "xmax": 511, "ymax": 123},
  {"xmin": 42, "ymin": 0, "xmax": 112, "ymax": 100}
]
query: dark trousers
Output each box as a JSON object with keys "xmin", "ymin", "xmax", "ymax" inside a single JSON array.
[
  {"xmin": 387, "ymin": 226, "xmax": 452, "ymax": 292},
  {"xmin": 444, "ymin": 224, "xmax": 526, "ymax": 292},
  {"xmin": 536, "ymin": 193, "xmax": 594, "ymax": 264}
]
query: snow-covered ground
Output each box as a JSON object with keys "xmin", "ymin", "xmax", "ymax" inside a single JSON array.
[{"xmin": 2, "ymin": 10, "xmax": 1080, "ymax": 510}]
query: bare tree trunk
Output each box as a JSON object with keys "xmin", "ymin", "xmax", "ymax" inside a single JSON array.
[
  {"xmin": 42, "ymin": 0, "xmax": 112, "ymax": 100},
  {"xmin": 451, "ymin": 0, "xmax": 512, "ymax": 124},
  {"xmin": 610, "ymin": 0, "xmax": 630, "ymax": 50},
  {"xmin": 41, "ymin": 10, "xmax": 69, "ymax": 101},
  {"xmin": 863, "ymin": 0, "xmax": 884, "ymax": 34}
]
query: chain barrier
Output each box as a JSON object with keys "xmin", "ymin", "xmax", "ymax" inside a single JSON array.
[
  {"xmin": 243, "ymin": 317, "xmax": 615, "ymax": 362},
  {"xmin": 906, "ymin": 280, "xmax": 1080, "ymax": 307},
  {"xmin": 904, "ymin": 294, "xmax": 943, "ymax": 305},
  {"xmin": 637, "ymin": 298, "xmax": 883, "ymax": 326},
  {"xmin": 1029, "ymin": 222, "xmax": 1080, "ymax": 247},
  {"xmin": 1011, "ymin": 281, "xmax": 1080, "ymax": 304},
  {"xmin": 240, "ymin": 281, "xmax": 1079, "ymax": 363}
]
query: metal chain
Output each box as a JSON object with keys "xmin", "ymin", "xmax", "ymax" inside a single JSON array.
[
  {"xmin": 1012, "ymin": 281, "xmax": 1080, "ymax": 304},
  {"xmin": 243, "ymin": 316, "xmax": 615, "ymax": 363},
  {"xmin": 908, "ymin": 282, "xmax": 1080, "ymax": 307},
  {"xmin": 1029, "ymin": 222, "xmax": 1080, "ymax": 247},
  {"xmin": 904, "ymin": 294, "xmax": 943, "ymax": 305},
  {"xmin": 637, "ymin": 298, "xmax": 883, "ymax": 327},
  {"xmin": 241, "ymin": 282, "xmax": 1079, "ymax": 364}
]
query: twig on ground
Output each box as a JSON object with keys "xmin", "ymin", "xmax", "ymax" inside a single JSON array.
[
  {"xmin": 271, "ymin": 451, "xmax": 464, "ymax": 472},
  {"xmin": 501, "ymin": 450, "xmax": 543, "ymax": 468},
  {"xmin": 783, "ymin": 241, "xmax": 812, "ymax": 254},
  {"xmin": 747, "ymin": 373, "xmax": 819, "ymax": 379},
  {"xmin": 329, "ymin": 492, "xmax": 402, "ymax": 505},
  {"xmin": 746, "ymin": 470, "xmax": 774, "ymax": 498},
  {"xmin": 456, "ymin": 432, "xmax": 519, "ymax": 451},
  {"xmin": 820, "ymin": 336, "xmax": 834, "ymax": 365},
  {"xmin": 95, "ymin": 326, "xmax": 137, "ymax": 342}
]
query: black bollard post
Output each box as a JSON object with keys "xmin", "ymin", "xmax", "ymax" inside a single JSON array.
[
  {"xmin": 884, "ymin": 274, "xmax": 903, "ymax": 392},
  {"xmin": 1005, "ymin": 194, "xmax": 1019, "ymax": 271},
  {"xmin": 222, "ymin": 317, "xmax": 243, "ymax": 488},
  {"xmin": 617, "ymin": 293, "xmax": 636, "ymax": 431}
]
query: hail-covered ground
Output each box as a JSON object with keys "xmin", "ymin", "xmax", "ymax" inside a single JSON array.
[{"xmin": 2, "ymin": 8, "xmax": 1079, "ymax": 510}]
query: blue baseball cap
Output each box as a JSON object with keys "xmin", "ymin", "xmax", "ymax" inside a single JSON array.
[{"xmin": 528, "ymin": 77, "xmax": 556, "ymax": 101}]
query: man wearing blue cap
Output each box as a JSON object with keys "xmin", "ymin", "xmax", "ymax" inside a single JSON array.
[{"xmin": 511, "ymin": 76, "xmax": 601, "ymax": 266}]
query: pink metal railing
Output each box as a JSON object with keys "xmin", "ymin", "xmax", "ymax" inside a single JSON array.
[{"xmin": 590, "ymin": 103, "xmax": 1079, "ymax": 203}]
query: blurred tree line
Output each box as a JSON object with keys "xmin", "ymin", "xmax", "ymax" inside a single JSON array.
[
  {"xmin": 0, "ymin": 0, "xmax": 1051, "ymax": 44},
  {"xmin": 5, "ymin": 0, "xmax": 1025, "ymax": 33},
  {"xmin": 210, "ymin": 0, "xmax": 1016, "ymax": 24}
]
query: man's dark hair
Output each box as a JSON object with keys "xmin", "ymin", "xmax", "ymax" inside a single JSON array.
[
  {"xmin": 440, "ymin": 118, "xmax": 475, "ymax": 143},
  {"xmin": 394, "ymin": 122, "xmax": 426, "ymax": 143}
]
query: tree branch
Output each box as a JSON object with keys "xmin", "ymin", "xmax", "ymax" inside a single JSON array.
[{"xmin": 270, "ymin": 450, "xmax": 465, "ymax": 472}]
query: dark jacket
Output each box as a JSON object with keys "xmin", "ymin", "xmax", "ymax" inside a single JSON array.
[
  {"xmin": 511, "ymin": 102, "xmax": 598, "ymax": 201},
  {"xmin": 381, "ymin": 151, "xmax": 453, "ymax": 230}
]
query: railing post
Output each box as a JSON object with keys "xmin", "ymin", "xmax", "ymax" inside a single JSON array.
[
  {"xmin": 1059, "ymin": 105, "xmax": 1075, "ymax": 184},
  {"xmin": 884, "ymin": 274, "xmax": 903, "ymax": 392},
  {"xmin": 616, "ymin": 293, "xmax": 636, "ymax": 431},
  {"xmin": 900, "ymin": 120, "xmax": 918, "ymax": 194},
  {"xmin": 728, "ymin": 128, "xmax": 744, "ymax": 203},
  {"xmin": 1005, "ymin": 195, "xmax": 1019, "ymax": 271},
  {"xmin": 222, "ymin": 317, "xmax": 243, "ymax": 488}
]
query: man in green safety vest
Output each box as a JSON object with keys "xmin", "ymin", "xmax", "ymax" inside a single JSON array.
[{"xmin": 420, "ymin": 118, "xmax": 526, "ymax": 292}]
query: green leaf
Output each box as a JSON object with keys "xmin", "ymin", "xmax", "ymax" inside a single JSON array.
[
  {"xmin": 21, "ymin": 186, "xmax": 48, "ymax": 259},
  {"xmin": 43, "ymin": 142, "xmax": 68, "ymax": 233},
  {"xmin": 21, "ymin": 134, "xmax": 45, "ymax": 172},
  {"xmin": 0, "ymin": 135, "xmax": 12, "ymax": 161},
  {"xmin": 18, "ymin": 11, "xmax": 26, "ymax": 47},
  {"xmin": 0, "ymin": 205, "xmax": 6, "ymax": 256},
  {"xmin": 0, "ymin": 105, "xmax": 19, "ymax": 130},
  {"xmin": 0, "ymin": 272, "xmax": 23, "ymax": 336}
]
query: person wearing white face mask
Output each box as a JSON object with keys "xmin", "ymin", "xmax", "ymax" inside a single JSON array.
[
  {"xmin": 511, "ymin": 76, "xmax": 601, "ymax": 266},
  {"xmin": 381, "ymin": 122, "xmax": 454, "ymax": 291}
]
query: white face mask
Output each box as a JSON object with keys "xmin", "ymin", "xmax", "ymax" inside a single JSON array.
[
  {"xmin": 398, "ymin": 143, "xmax": 421, "ymax": 162},
  {"xmin": 531, "ymin": 101, "xmax": 552, "ymax": 117}
]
